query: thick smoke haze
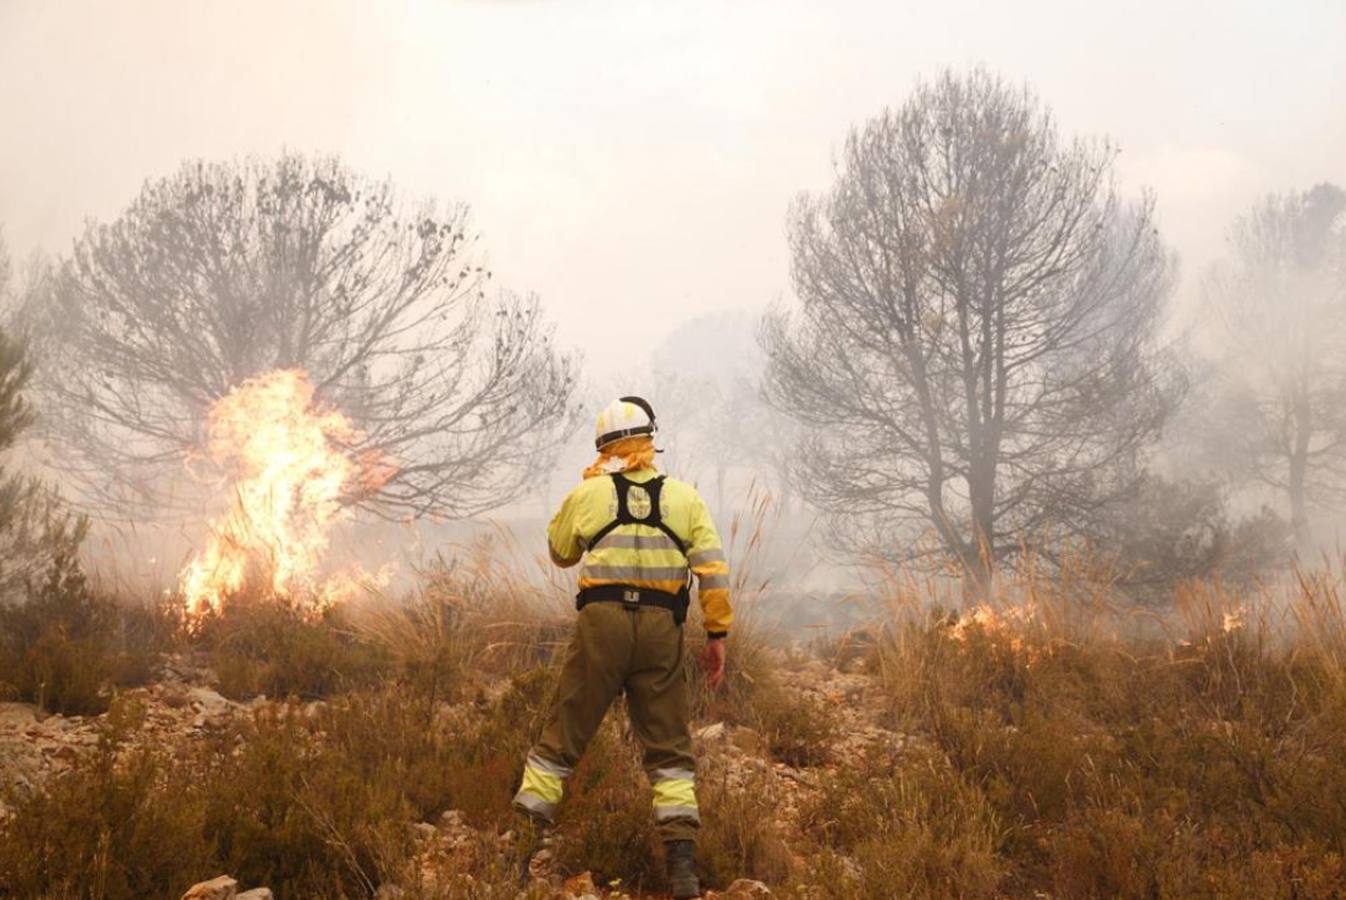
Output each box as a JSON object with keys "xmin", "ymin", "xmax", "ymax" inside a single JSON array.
[
  {"xmin": 5, "ymin": 10, "xmax": 1346, "ymax": 895},
  {"xmin": 2, "ymin": 0, "xmax": 1344, "ymax": 613},
  {"xmin": 3, "ymin": 0, "xmax": 1343, "ymax": 378}
]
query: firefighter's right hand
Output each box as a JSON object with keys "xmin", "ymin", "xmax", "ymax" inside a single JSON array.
[{"xmin": 700, "ymin": 637, "xmax": 726, "ymax": 690}]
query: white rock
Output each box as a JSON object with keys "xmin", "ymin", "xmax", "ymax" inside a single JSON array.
[
  {"xmin": 187, "ymin": 687, "xmax": 231, "ymax": 713},
  {"xmin": 236, "ymin": 890, "xmax": 273, "ymax": 900},
  {"xmin": 695, "ymin": 721, "xmax": 727, "ymax": 741},
  {"xmin": 0, "ymin": 703, "xmax": 38, "ymax": 730},
  {"xmin": 180, "ymin": 875, "xmax": 237, "ymax": 900},
  {"xmin": 725, "ymin": 877, "xmax": 773, "ymax": 897}
]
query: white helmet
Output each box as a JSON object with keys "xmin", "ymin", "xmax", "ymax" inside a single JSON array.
[{"xmin": 594, "ymin": 396, "xmax": 657, "ymax": 450}]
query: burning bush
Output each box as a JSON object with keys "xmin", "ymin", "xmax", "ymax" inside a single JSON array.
[{"xmin": 179, "ymin": 368, "xmax": 395, "ymax": 620}]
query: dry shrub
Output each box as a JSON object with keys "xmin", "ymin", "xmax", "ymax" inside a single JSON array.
[
  {"xmin": 447, "ymin": 665, "xmax": 557, "ymax": 829},
  {"xmin": 0, "ymin": 696, "xmax": 216, "ymax": 898},
  {"xmin": 192, "ymin": 527, "xmax": 573, "ymax": 705},
  {"xmin": 797, "ymin": 747, "xmax": 1004, "ymax": 899},
  {"xmin": 348, "ymin": 535, "xmax": 573, "ymax": 704},
  {"xmin": 695, "ymin": 761, "xmax": 794, "ymax": 888},
  {"xmin": 810, "ymin": 622, "xmax": 883, "ymax": 673},
  {"xmin": 688, "ymin": 485, "xmax": 788, "ymax": 710},
  {"xmin": 871, "ymin": 553, "xmax": 1346, "ymax": 897},
  {"xmin": 0, "ymin": 663, "xmax": 560, "ymax": 899},
  {"xmin": 746, "ymin": 682, "xmax": 838, "ymax": 768},
  {"xmin": 390, "ymin": 827, "xmax": 551, "ymax": 900},
  {"xmin": 0, "ymin": 515, "xmax": 822, "ymax": 897},
  {"xmin": 549, "ymin": 713, "xmax": 665, "ymax": 892},
  {"xmin": 343, "ymin": 588, "xmax": 471, "ymax": 707},
  {"xmin": 416, "ymin": 532, "xmax": 575, "ymax": 676},
  {"xmin": 548, "ymin": 711, "xmax": 795, "ymax": 893}
]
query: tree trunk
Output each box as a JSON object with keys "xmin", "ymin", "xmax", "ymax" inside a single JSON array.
[
  {"xmin": 1289, "ymin": 450, "xmax": 1310, "ymax": 551},
  {"xmin": 1290, "ymin": 383, "xmax": 1313, "ymax": 551},
  {"xmin": 965, "ymin": 461, "xmax": 996, "ymax": 604}
]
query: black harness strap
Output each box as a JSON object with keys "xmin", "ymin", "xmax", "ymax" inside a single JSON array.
[
  {"xmin": 578, "ymin": 473, "xmax": 692, "ymax": 624},
  {"xmin": 587, "ymin": 474, "xmax": 688, "ymax": 555}
]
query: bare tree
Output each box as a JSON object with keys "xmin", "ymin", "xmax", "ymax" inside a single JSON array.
[
  {"xmin": 33, "ymin": 154, "xmax": 579, "ymax": 520},
  {"xmin": 762, "ymin": 69, "xmax": 1179, "ymax": 585},
  {"xmin": 1198, "ymin": 184, "xmax": 1346, "ymax": 548}
]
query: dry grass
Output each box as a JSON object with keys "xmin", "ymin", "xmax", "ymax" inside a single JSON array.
[
  {"xmin": 9, "ymin": 505, "xmax": 1346, "ymax": 898},
  {"xmin": 0, "ymin": 668, "xmax": 557, "ymax": 898},
  {"xmin": 796, "ymin": 747, "xmax": 1004, "ymax": 899},
  {"xmin": 0, "ymin": 501, "xmax": 798, "ymax": 898},
  {"xmin": 349, "ymin": 529, "xmax": 575, "ymax": 689},
  {"xmin": 865, "ymin": 553, "xmax": 1346, "ymax": 898}
]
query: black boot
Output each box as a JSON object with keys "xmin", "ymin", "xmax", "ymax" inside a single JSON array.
[
  {"xmin": 665, "ymin": 839, "xmax": 700, "ymax": 899},
  {"xmin": 515, "ymin": 814, "xmax": 550, "ymax": 887}
]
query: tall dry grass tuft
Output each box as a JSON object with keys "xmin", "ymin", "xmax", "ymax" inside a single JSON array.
[
  {"xmin": 688, "ymin": 483, "xmax": 784, "ymax": 718},
  {"xmin": 1287, "ymin": 565, "xmax": 1346, "ymax": 690},
  {"xmin": 347, "ymin": 526, "xmax": 575, "ymax": 701}
]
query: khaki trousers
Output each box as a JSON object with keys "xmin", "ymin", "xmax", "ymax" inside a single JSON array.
[{"xmin": 513, "ymin": 601, "xmax": 699, "ymax": 842}]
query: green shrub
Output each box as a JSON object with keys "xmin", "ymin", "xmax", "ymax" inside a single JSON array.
[
  {"xmin": 0, "ymin": 550, "xmax": 171, "ymax": 715},
  {"xmin": 196, "ymin": 595, "xmax": 390, "ymax": 700},
  {"xmin": 0, "ymin": 322, "xmax": 90, "ymax": 602}
]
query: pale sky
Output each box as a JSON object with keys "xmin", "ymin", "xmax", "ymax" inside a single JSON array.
[{"xmin": 2, "ymin": 0, "xmax": 1343, "ymax": 380}]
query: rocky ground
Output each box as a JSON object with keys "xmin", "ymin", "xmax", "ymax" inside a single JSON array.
[
  {"xmin": 0, "ymin": 654, "xmax": 906, "ymax": 900},
  {"xmin": 0, "ymin": 655, "xmax": 262, "ymax": 817}
]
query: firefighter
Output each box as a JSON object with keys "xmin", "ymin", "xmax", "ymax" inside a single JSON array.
[{"xmin": 513, "ymin": 396, "xmax": 732, "ymax": 899}]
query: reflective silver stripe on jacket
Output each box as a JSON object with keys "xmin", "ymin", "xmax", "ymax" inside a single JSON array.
[
  {"xmin": 581, "ymin": 564, "xmax": 689, "ymax": 582},
  {"xmin": 590, "ymin": 532, "xmax": 684, "ymax": 553},
  {"xmin": 697, "ymin": 574, "xmax": 730, "ymax": 590},
  {"xmin": 688, "ymin": 548, "xmax": 725, "ymax": 567}
]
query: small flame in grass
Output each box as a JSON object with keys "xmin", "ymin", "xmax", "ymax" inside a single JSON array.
[
  {"xmin": 179, "ymin": 369, "xmax": 395, "ymax": 618},
  {"xmin": 948, "ymin": 603, "xmax": 1038, "ymax": 657}
]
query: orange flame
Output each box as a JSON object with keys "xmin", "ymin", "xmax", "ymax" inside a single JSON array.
[{"xmin": 179, "ymin": 369, "xmax": 395, "ymax": 617}]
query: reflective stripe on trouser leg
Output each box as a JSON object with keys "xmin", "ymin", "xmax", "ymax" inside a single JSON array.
[
  {"xmin": 513, "ymin": 752, "xmax": 572, "ymax": 822},
  {"xmin": 516, "ymin": 606, "xmax": 634, "ymax": 823},
  {"xmin": 652, "ymin": 767, "xmax": 699, "ymax": 824}
]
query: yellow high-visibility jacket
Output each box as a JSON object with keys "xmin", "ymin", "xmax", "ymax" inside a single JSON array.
[{"xmin": 547, "ymin": 466, "xmax": 733, "ymax": 636}]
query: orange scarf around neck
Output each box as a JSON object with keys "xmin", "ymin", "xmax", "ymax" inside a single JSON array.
[{"xmin": 583, "ymin": 435, "xmax": 657, "ymax": 480}]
